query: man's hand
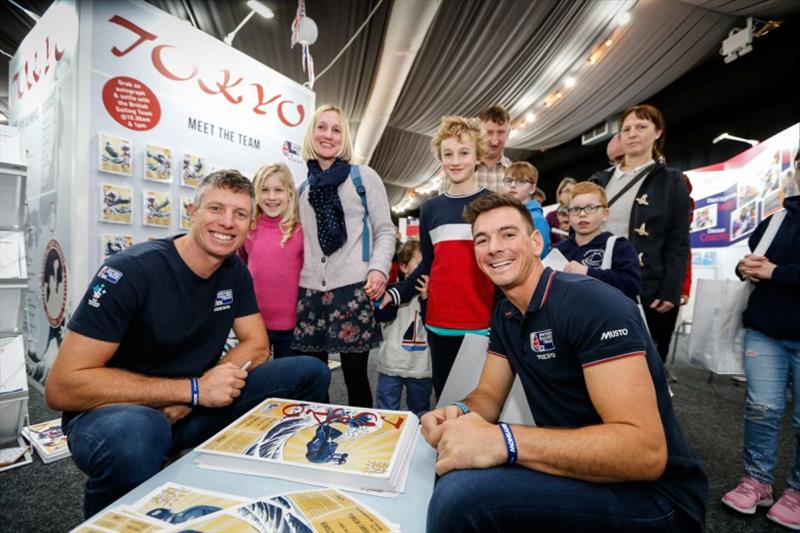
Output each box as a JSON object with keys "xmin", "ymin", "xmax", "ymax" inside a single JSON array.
[
  {"xmin": 434, "ymin": 413, "xmax": 508, "ymax": 475},
  {"xmin": 364, "ymin": 270, "xmax": 387, "ymax": 301},
  {"xmin": 160, "ymin": 405, "xmax": 192, "ymax": 424},
  {"xmin": 649, "ymin": 299, "xmax": 675, "ymax": 313},
  {"xmin": 416, "ymin": 274, "xmax": 430, "ymax": 299},
  {"xmin": 197, "ymin": 363, "xmax": 247, "ymax": 407},
  {"xmin": 739, "ymin": 254, "xmax": 776, "ymax": 282},
  {"xmin": 421, "ymin": 404, "xmax": 464, "ymax": 448},
  {"xmin": 564, "ymin": 261, "xmax": 588, "ymax": 275}
]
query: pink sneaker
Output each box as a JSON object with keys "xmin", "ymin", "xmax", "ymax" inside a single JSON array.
[
  {"xmin": 721, "ymin": 476, "xmax": 773, "ymax": 514},
  {"xmin": 768, "ymin": 488, "xmax": 800, "ymax": 530}
]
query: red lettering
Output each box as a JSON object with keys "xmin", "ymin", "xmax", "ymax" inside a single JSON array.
[
  {"xmin": 277, "ymin": 101, "xmax": 305, "ymax": 127},
  {"xmin": 151, "ymin": 45, "xmax": 198, "ymax": 81},
  {"xmin": 197, "ymin": 69, "xmax": 243, "ymax": 104},
  {"xmin": 250, "ymin": 83, "xmax": 280, "ymax": 114},
  {"xmin": 108, "ymin": 15, "xmax": 157, "ymax": 57},
  {"xmin": 380, "ymin": 415, "xmax": 405, "ymax": 430},
  {"xmin": 12, "ymin": 71, "xmax": 23, "ymax": 98},
  {"xmin": 32, "ymin": 52, "xmax": 41, "ymax": 82}
]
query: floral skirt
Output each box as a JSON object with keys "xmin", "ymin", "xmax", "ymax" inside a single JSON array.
[{"xmin": 292, "ymin": 282, "xmax": 383, "ymax": 354}]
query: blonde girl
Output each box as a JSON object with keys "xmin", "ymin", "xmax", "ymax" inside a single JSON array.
[{"xmin": 238, "ymin": 163, "xmax": 304, "ymax": 357}]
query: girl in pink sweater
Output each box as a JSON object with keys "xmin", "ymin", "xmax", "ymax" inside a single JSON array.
[{"xmin": 238, "ymin": 163, "xmax": 303, "ymax": 358}]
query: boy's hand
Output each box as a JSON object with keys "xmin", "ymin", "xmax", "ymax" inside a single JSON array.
[
  {"xmin": 564, "ymin": 260, "xmax": 588, "ymax": 275},
  {"xmin": 416, "ymin": 274, "xmax": 430, "ymax": 299}
]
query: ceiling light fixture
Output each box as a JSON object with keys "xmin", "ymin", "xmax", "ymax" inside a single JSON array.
[
  {"xmin": 712, "ymin": 133, "xmax": 759, "ymax": 147},
  {"xmin": 564, "ymin": 76, "xmax": 576, "ymax": 88},
  {"xmin": 224, "ymin": 0, "xmax": 274, "ymax": 46},
  {"xmin": 615, "ymin": 11, "xmax": 631, "ymax": 26}
]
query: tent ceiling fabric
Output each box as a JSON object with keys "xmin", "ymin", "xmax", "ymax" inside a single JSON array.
[{"xmin": 3, "ymin": 0, "xmax": 798, "ymax": 202}]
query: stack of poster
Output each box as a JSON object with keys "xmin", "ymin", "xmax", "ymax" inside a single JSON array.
[
  {"xmin": 194, "ymin": 399, "xmax": 419, "ymax": 494},
  {"xmin": 22, "ymin": 418, "xmax": 70, "ymax": 463},
  {"xmin": 71, "ymin": 483, "xmax": 397, "ymax": 533},
  {"xmin": 0, "ymin": 335, "xmax": 32, "ymax": 472}
]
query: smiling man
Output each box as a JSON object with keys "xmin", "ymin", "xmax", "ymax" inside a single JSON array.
[
  {"xmin": 46, "ymin": 170, "xmax": 330, "ymax": 518},
  {"xmin": 421, "ymin": 193, "xmax": 707, "ymax": 531}
]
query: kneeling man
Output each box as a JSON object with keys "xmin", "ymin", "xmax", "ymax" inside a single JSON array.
[
  {"xmin": 46, "ymin": 170, "xmax": 330, "ymax": 518},
  {"xmin": 423, "ymin": 193, "xmax": 707, "ymax": 531}
]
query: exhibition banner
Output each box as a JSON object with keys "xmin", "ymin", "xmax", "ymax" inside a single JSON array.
[
  {"xmin": 88, "ymin": 0, "xmax": 314, "ymax": 267},
  {"xmin": 8, "ymin": 0, "xmax": 79, "ymax": 385},
  {"xmin": 9, "ymin": 0, "xmax": 314, "ymax": 386},
  {"xmin": 687, "ymin": 123, "xmax": 798, "ymax": 248}
]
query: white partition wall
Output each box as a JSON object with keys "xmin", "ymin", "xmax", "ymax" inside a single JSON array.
[{"xmin": 9, "ymin": 0, "xmax": 315, "ymax": 386}]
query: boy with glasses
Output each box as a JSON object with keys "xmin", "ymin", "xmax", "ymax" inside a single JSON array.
[
  {"xmin": 554, "ymin": 182, "xmax": 641, "ymax": 301},
  {"xmin": 501, "ymin": 162, "xmax": 551, "ymax": 257}
]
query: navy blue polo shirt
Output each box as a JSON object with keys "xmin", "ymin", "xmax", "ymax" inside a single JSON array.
[
  {"xmin": 68, "ymin": 236, "xmax": 258, "ymax": 379},
  {"xmin": 489, "ymin": 268, "xmax": 707, "ymax": 527}
]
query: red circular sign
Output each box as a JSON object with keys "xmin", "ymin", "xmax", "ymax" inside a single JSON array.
[{"xmin": 102, "ymin": 76, "xmax": 161, "ymax": 131}]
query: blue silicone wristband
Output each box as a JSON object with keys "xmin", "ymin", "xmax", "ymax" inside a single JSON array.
[
  {"xmin": 190, "ymin": 377, "xmax": 199, "ymax": 407},
  {"xmin": 498, "ymin": 422, "xmax": 518, "ymax": 464},
  {"xmin": 451, "ymin": 401, "xmax": 470, "ymax": 415}
]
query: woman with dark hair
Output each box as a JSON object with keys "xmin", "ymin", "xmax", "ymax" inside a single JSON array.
[{"xmin": 591, "ymin": 104, "xmax": 690, "ymax": 364}]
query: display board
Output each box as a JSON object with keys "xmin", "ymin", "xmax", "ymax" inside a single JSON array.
[
  {"xmin": 687, "ymin": 124, "xmax": 798, "ymax": 249},
  {"xmin": 9, "ymin": 0, "xmax": 314, "ymax": 386}
]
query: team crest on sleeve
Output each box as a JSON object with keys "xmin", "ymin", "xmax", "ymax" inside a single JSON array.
[
  {"xmin": 214, "ymin": 289, "xmax": 233, "ymax": 312},
  {"xmin": 88, "ymin": 283, "xmax": 106, "ymax": 308},
  {"xmin": 98, "ymin": 265, "xmax": 123, "ymax": 284},
  {"xmin": 530, "ymin": 329, "xmax": 554, "ymax": 352}
]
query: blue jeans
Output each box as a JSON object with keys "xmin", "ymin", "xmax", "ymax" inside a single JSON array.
[
  {"xmin": 742, "ymin": 328, "xmax": 800, "ymax": 488},
  {"xmin": 64, "ymin": 357, "xmax": 330, "ymax": 518},
  {"xmin": 428, "ymin": 466, "xmax": 697, "ymax": 532},
  {"xmin": 375, "ymin": 372, "xmax": 433, "ymax": 418}
]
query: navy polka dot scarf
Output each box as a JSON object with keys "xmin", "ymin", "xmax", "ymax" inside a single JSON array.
[{"xmin": 307, "ymin": 158, "xmax": 350, "ymax": 256}]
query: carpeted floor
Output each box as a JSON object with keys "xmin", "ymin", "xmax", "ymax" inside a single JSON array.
[{"xmin": 0, "ymin": 360, "xmax": 795, "ymax": 533}]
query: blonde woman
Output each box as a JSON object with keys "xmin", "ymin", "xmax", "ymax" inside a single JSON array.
[
  {"xmin": 293, "ymin": 104, "xmax": 395, "ymax": 407},
  {"xmin": 238, "ymin": 163, "xmax": 303, "ymax": 358}
]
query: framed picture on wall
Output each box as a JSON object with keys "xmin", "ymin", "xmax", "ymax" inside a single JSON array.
[
  {"xmin": 181, "ymin": 153, "xmax": 206, "ymax": 188},
  {"xmin": 100, "ymin": 184, "xmax": 133, "ymax": 224},
  {"xmin": 142, "ymin": 190, "xmax": 172, "ymax": 228},
  {"xmin": 180, "ymin": 196, "xmax": 193, "ymax": 230},
  {"xmin": 100, "ymin": 234, "xmax": 134, "ymax": 263},
  {"xmin": 98, "ymin": 132, "xmax": 132, "ymax": 176},
  {"xmin": 144, "ymin": 144, "xmax": 173, "ymax": 183}
]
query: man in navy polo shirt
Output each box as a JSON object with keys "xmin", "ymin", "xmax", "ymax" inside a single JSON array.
[
  {"xmin": 46, "ymin": 171, "xmax": 330, "ymax": 518},
  {"xmin": 422, "ymin": 193, "xmax": 707, "ymax": 531}
]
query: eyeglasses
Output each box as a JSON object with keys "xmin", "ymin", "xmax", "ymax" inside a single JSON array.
[
  {"xmin": 567, "ymin": 204, "xmax": 605, "ymax": 215},
  {"xmin": 502, "ymin": 177, "xmax": 531, "ymax": 187}
]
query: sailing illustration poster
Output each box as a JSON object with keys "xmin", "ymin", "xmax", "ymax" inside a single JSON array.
[
  {"xmin": 166, "ymin": 488, "xmax": 397, "ymax": 533},
  {"xmin": 195, "ymin": 399, "xmax": 418, "ymax": 493}
]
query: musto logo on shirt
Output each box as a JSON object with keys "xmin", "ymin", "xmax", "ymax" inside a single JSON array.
[
  {"xmin": 530, "ymin": 329, "xmax": 556, "ymax": 360},
  {"xmin": 600, "ymin": 328, "xmax": 628, "ymax": 340},
  {"xmin": 214, "ymin": 289, "xmax": 233, "ymax": 312}
]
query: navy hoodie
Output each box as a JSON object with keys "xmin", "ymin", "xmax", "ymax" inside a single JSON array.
[
  {"xmin": 554, "ymin": 231, "xmax": 642, "ymax": 301},
  {"xmin": 741, "ymin": 196, "xmax": 800, "ymax": 340}
]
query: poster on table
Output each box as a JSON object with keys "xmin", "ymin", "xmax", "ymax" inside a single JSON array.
[
  {"xmin": 8, "ymin": 0, "xmax": 79, "ymax": 386},
  {"xmin": 687, "ymin": 123, "xmax": 798, "ymax": 248},
  {"xmin": 87, "ymin": 0, "xmax": 314, "ymax": 271}
]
